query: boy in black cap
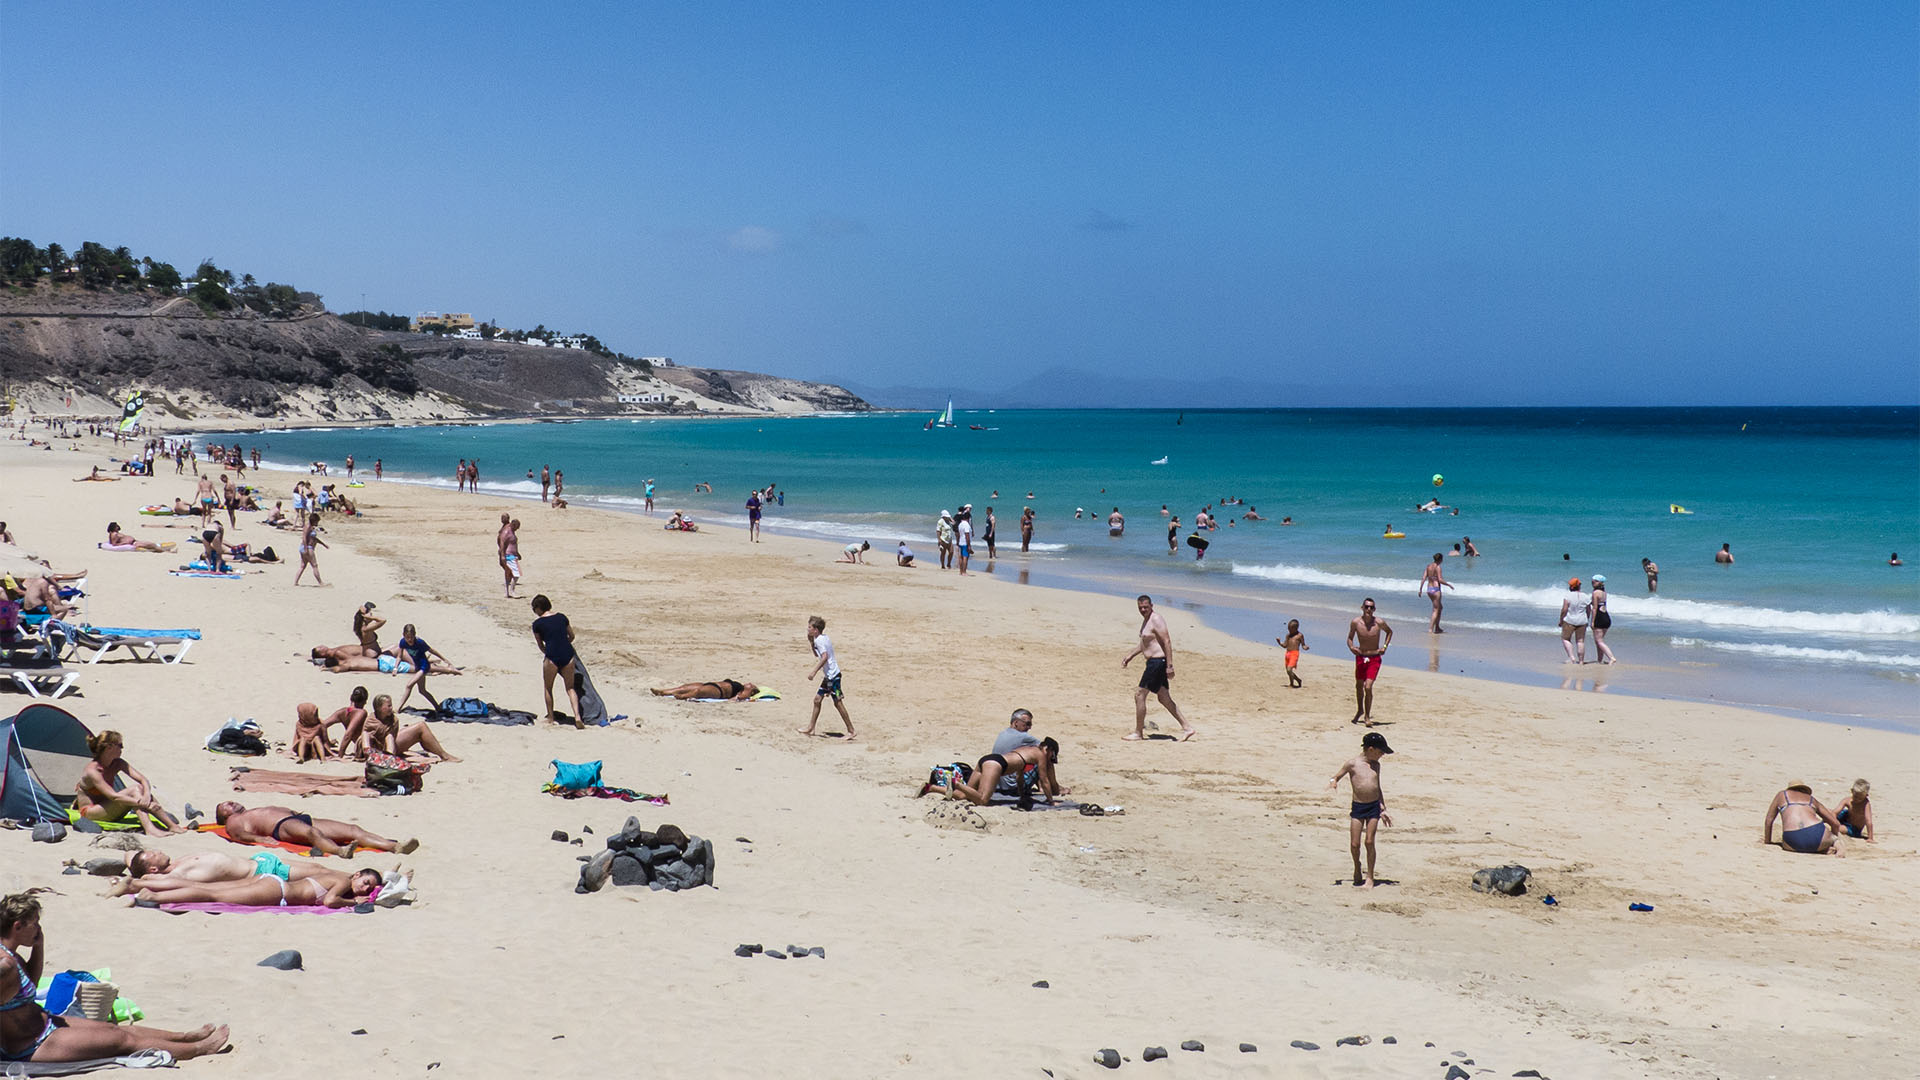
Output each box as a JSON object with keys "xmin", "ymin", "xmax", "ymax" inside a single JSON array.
[{"xmin": 1328, "ymin": 731, "xmax": 1394, "ymax": 889}]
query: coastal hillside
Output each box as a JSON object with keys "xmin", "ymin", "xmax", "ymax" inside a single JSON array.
[{"xmin": 0, "ymin": 280, "xmax": 869, "ymax": 423}]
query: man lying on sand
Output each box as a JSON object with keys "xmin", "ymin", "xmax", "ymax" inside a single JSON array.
[
  {"xmin": 0, "ymin": 894, "xmax": 229, "ymax": 1063},
  {"xmin": 214, "ymin": 802, "xmax": 418, "ymax": 858},
  {"xmin": 652, "ymin": 679, "xmax": 761, "ymax": 701}
]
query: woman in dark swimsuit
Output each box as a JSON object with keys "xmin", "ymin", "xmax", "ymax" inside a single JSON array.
[
  {"xmin": 531, "ymin": 594, "xmax": 585, "ymax": 728},
  {"xmin": 1763, "ymin": 783, "xmax": 1845, "ymax": 855},
  {"xmin": 651, "ymin": 679, "xmax": 760, "ymax": 701}
]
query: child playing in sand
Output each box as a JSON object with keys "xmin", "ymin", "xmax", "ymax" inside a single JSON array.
[
  {"xmin": 1278, "ymin": 620, "xmax": 1308, "ymax": 688},
  {"xmin": 291, "ymin": 702, "xmax": 334, "ymax": 763},
  {"xmin": 800, "ymin": 615, "xmax": 856, "ymax": 740},
  {"xmin": 1328, "ymin": 731, "xmax": 1394, "ymax": 889},
  {"xmin": 1837, "ymin": 778, "xmax": 1874, "ymax": 841}
]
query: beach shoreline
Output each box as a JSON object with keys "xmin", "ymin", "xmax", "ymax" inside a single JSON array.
[{"xmin": 4, "ymin": 424, "xmax": 1916, "ymax": 1077}]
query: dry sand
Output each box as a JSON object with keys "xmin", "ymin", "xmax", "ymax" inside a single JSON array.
[{"xmin": 2, "ymin": 428, "xmax": 1915, "ymax": 1078}]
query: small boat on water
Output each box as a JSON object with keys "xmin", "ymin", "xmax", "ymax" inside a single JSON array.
[
  {"xmin": 934, "ymin": 400, "xmax": 957, "ymax": 428},
  {"xmin": 1150, "ymin": 455, "xmax": 1168, "ymax": 465}
]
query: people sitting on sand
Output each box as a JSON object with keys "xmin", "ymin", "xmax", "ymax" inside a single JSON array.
[
  {"xmin": 290, "ymin": 703, "xmax": 335, "ymax": 763},
  {"xmin": 664, "ymin": 510, "xmax": 696, "ymax": 531},
  {"xmin": 129, "ymin": 865, "xmax": 383, "ymax": 910},
  {"xmin": 168, "ymin": 497, "xmax": 196, "ymax": 515},
  {"xmin": 72, "ymin": 466, "xmax": 116, "ymax": 482},
  {"xmin": 0, "ymin": 894, "xmax": 230, "ymax": 1063},
  {"xmin": 942, "ymin": 739, "xmax": 1066, "ymax": 807},
  {"xmin": 4, "ymin": 572, "xmax": 77, "ymax": 621},
  {"xmin": 318, "ymin": 686, "xmax": 372, "ymax": 760},
  {"xmin": 102, "ymin": 522, "xmax": 169, "ymax": 552},
  {"xmin": 363, "ymin": 693, "xmax": 460, "ymax": 762},
  {"xmin": 1835, "ymin": 778, "xmax": 1874, "ymax": 841},
  {"xmin": 74, "ymin": 731, "xmax": 185, "ymax": 836},
  {"xmin": 309, "ymin": 602, "xmax": 385, "ymax": 667},
  {"xmin": 651, "ymin": 679, "xmax": 761, "ymax": 701},
  {"xmin": 263, "ymin": 501, "xmax": 290, "ymax": 527},
  {"xmin": 1762, "ymin": 782, "xmax": 1845, "ymax": 855},
  {"xmin": 214, "ymin": 802, "xmax": 418, "ymax": 858}
]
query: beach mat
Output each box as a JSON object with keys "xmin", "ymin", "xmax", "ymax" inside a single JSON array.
[
  {"xmin": 6, "ymin": 1049, "xmax": 176, "ymax": 1074},
  {"xmin": 194, "ymin": 822, "xmax": 381, "ymax": 856},
  {"xmin": 169, "ymin": 570, "xmax": 242, "ymax": 580},
  {"xmin": 401, "ymin": 703, "xmax": 535, "ymax": 726},
  {"xmin": 67, "ymin": 808, "xmax": 143, "ymax": 831},
  {"xmin": 986, "ymin": 795, "xmax": 1084, "ymax": 812},
  {"xmin": 541, "ymin": 783, "xmax": 669, "ymax": 805},
  {"xmin": 228, "ymin": 766, "xmax": 374, "ymax": 798},
  {"xmin": 152, "ymin": 902, "xmax": 358, "ymax": 916}
]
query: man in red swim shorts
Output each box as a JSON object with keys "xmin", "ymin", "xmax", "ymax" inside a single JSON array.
[{"xmin": 1346, "ymin": 597, "xmax": 1392, "ymax": 726}]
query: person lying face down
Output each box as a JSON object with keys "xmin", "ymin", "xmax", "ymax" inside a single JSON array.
[{"xmin": 650, "ymin": 679, "xmax": 761, "ymax": 701}]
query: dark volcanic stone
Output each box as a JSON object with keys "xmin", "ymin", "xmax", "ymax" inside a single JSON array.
[
  {"xmin": 1289, "ymin": 1040, "xmax": 1319, "ymax": 1051},
  {"xmin": 257, "ymin": 949, "xmax": 302, "ymax": 970},
  {"xmin": 1446, "ymin": 1067, "xmax": 1470, "ymax": 1080},
  {"xmin": 1032, "ymin": 980, "xmax": 1050, "ymax": 989},
  {"xmin": 685, "ymin": 837, "xmax": 713, "ymax": 886},
  {"xmin": 608, "ymin": 854, "xmax": 649, "ymax": 887},
  {"xmin": 1382, "ymin": 1036, "xmax": 1397, "ymax": 1044},
  {"xmin": 653, "ymin": 823, "xmax": 688, "ymax": 848},
  {"xmin": 1142, "ymin": 1046, "xmax": 1167, "ymax": 1061},
  {"xmin": 765, "ymin": 950, "xmax": 787, "ymax": 960},
  {"xmin": 1238, "ymin": 1043, "xmax": 1257, "ymax": 1053},
  {"xmin": 645, "ymin": 844, "xmax": 683, "ymax": 864},
  {"xmin": 654, "ymin": 861, "xmax": 702, "ymax": 890},
  {"xmin": 580, "ymin": 825, "xmax": 593, "ymax": 834},
  {"xmin": 1471, "ymin": 864, "xmax": 1532, "ymax": 896},
  {"xmin": 1513, "ymin": 1071, "xmax": 1545, "ymax": 1078},
  {"xmin": 1336, "ymin": 1035, "xmax": 1370, "ymax": 1047},
  {"xmin": 1180, "ymin": 1041, "xmax": 1203, "ymax": 1052},
  {"xmin": 1093, "ymin": 1049, "xmax": 1121, "ymax": 1069},
  {"xmin": 550, "ymin": 830, "xmax": 568, "ymax": 843},
  {"xmin": 734, "ymin": 945, "xmax": 755, "ymax": 957},
  {"xmin": 808, "ymin": 947, "xmax": 825, "ymax": 958}
]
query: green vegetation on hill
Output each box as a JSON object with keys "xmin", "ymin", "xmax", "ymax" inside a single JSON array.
[{"xmin": 0, "ymin": 237, "xmax": 319, "ymax": 318}]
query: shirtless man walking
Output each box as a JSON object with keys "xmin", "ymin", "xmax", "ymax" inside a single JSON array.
[
  {"xmin": 1122, "ymin": 595, "xmax": 1197, "ymax": 741},
  {"xmin": 497, "ymin": 513, "xmax": 522, "ymax": 598},
  {"xmin": 1346, "ymin": 598, "xmax": 1392, "ymax": 725}
]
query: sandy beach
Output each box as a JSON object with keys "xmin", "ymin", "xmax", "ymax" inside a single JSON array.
[{"xmin": 3, "ymin": 428, "xmax": 1915, "ymax": 1078}]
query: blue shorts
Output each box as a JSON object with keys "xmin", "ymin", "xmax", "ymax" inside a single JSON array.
[
  {"xmin": 816, "ymin": 674, "xmax": 843, "ymax": 700},
  {"xmin": 1350, "ymin": 800, "xmax": 1383, "ymax": 821}
]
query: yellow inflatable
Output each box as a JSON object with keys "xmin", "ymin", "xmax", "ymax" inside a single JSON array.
[
  {"xmin": 1383, "ymin": 531, "xmax": 1406, "ymax": 539},
  {"xmin": 1669, "ymin": 503, "xmax": 1692, "ymax": 515}
]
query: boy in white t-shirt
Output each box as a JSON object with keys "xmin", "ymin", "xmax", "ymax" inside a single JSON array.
[{"xmin": 801, "ymin": 615, "xmax": 856, "ymax": 740}]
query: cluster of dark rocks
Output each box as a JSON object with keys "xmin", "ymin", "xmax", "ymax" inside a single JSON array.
[
  {"xmin": 732, "ymin": 943, "xmax": 825, "ymax": 959},
  {"xmin": 1091, "ymin": 1036, "xmax": 1547, "ymax": 1076},
  {"xmin": 1092, "ymin": 1042, "xmax": 1256, "ymax": 1067},
  {"xmin": 575, "ymin": 819, "xmax": 715, "ymax": 893}
]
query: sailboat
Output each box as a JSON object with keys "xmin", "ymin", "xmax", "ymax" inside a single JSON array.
[{"xmin": 934, "ymin": 400, "xmax": 957, "ymax": 428}]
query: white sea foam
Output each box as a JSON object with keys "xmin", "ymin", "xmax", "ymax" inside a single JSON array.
[
  {"xmin": 1230, "ymin": 561, "xmax": 1920, "ymax": 636},
  {"xmin": 1668, "ymin": 638, "xmax": 1920, "ymax": 671}
]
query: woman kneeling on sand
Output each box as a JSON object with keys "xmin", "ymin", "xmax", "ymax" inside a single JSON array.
[
  {"xmin": 74, "ymin": 731, "xmax": 185, "ymax": 836},
  {"xmin": 0, "ymin": 894, "xmax": 229, "ymax": 1063}
]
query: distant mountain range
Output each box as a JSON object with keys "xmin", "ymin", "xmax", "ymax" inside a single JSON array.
[{"xmin": 838, "ymin": 367, "xmax": 1383, "ymax": 410}]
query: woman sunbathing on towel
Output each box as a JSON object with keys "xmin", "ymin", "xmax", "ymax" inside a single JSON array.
[
  {"xmin": 0, "ymin": 894, "xmax": 229, "ymax": 1063},
  {"xmin": 102, "ymin": 521, "xmax": 171, "ymax": 553},
  {"xmin": 214, "ymin": 802, "xmax": 418, "ymax": 857},
  {"xmin": 74, "ymin": 731, "xmax": 186, "ymax": 836},
  {"xmin": 108, "ymin": 849, "xmax": 393, "ymax": 898},
  {"xmin": 310, "ymin": 602, "xmax": 386, "ymax": 664},
  {"xmin": 131, "ymin": 866, "xmax": 382, "ymax": 909},
  {"xmin": 943, "ymin": 740, "xmax": 1068, "ymax": 807},
  {"xmin": 652, "ymin": 679, "xmax": 760, "ymax": 701},
  {"xmin": 71, "ymin": 466, "xmax": 117, "ymax": 482}
]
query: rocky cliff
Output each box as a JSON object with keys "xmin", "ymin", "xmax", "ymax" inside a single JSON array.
[{"xmin": 0, "ymin": 282, "xmax": 869, "ymax": 422}]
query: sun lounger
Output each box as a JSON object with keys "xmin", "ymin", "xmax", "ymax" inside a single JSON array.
[
  {"xmin": 2, "ymin": 661, "xmax": 79, "ymax": 700},
  {"xmin": 54, "ymin": 622, "xmax": 200, "ymax": 665}
]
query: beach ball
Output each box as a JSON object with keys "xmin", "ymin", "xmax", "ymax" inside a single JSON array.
[{"xmin": 1431, "ymin": 474, "xmax": 1444, "ymax": 487}]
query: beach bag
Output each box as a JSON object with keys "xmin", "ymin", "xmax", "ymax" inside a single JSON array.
[
  {"xmin": 926, "ymin": 762, "xmax": 973, "ymax": 789},
  {"xmin": 550, "ymin": 760, "xmax": 603, "ymax": 790},
  {"xmin": 43, "ymin": 970, "xmax": 98, "ymax": 1017},
  {"xmin": 364, "ymin": 751, "xmax": 426, "ymax": 794},
  {"xmin": 438, "ymin": 697, "xmax": 492, "ymax": 718}
]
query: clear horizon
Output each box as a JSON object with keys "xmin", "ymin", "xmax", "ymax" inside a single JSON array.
[{"xmin": 3, "ymin": 4, "xmax": 1914, "ymax": 406}]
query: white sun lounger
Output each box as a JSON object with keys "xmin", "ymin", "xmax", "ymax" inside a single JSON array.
[
  {"xmin": 57, "ymin": 623, "xmax": 200, "ymax": 666},
  {"xmin": 2, "ymin": 662, "xmax": 79, "ymax": 699}
]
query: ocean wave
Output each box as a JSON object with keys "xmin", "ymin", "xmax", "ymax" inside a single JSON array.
[
  {"xmin": 1229, "ymin": 561, "xmax": 1920, "ymax": 636},
  {"xmin": 1669, "ymin": 638, "xmax": 1920, "ymax": 671}
]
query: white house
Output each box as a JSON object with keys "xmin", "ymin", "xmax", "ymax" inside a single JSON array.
[
  {"xmin": 617, "ymin": 392, "xmax": 667, "ymax": 404},
  {"xmin": 522, "ymin": 337, "xmax": 547, "ymax": 347},
  {"xmin": 554, "ymin": 335, "xmax": 589, "ymax": 350}
]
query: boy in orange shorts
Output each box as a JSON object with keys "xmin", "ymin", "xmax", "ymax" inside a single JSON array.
[{"xmin": 1278, "ymin": 619, "xmax": 1307, "ymax": 689}]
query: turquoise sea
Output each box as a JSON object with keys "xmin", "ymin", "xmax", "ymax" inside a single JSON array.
[{"xmin": 235, "ymin": 408, "xmax": 1920, "ymax": 730}]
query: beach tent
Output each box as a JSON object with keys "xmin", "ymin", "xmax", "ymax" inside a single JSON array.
[{"xmin": 1, "ymin": 703, "xmax": 92, "ymax": 822}]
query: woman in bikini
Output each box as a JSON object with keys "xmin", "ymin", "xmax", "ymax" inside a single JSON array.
[
  {"xmin": 309, "ymin": 601, "xmax": 385, "ymax": 665},
  {"xmin": 73, "ymin": 731, "xmax": 185, "ymax": 836},
  {"xmin": 0, "ymin": 895, "xmax": 228, "ymax": 1064},
  {"xmin": 1419, "ymin": 552, "xmax": 1454, "ymax": 633},
  {"xmin": 292, "ymin": 511, "xmax": 328, "ymax": 586},
  {"xmin": 102, "ymin": 522, "xmax": 170, "ymax": 552},
  {"xmin": 1762, "ymin": 782, "xmax": 1845, "ymax": 855},
  {"xmin": 651, "ymin": 679, "xmax": 760, "ymax": 701},
  {"xmin": 943, "ymin": 739, "xmax": 1068, "ymax": 806},
  {"xmin": 363, "ymin": 693, "xmax": 460, "ymax": 762}
]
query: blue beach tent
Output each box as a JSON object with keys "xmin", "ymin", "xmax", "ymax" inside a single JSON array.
[{"xmin": 1, "ymin": 704, "xmax": 92, "ymax": 823}]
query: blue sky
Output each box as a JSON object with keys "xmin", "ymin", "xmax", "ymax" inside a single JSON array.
[{"xmin": 3, "ymin": 3, "xmax": 1914, "ymax": 405}]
